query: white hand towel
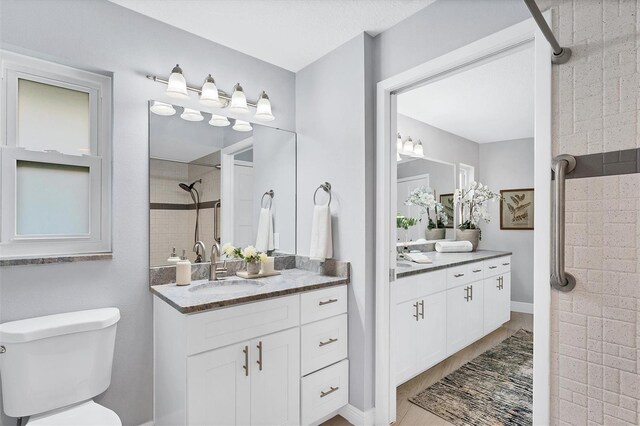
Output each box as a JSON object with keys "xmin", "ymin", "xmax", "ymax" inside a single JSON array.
[
  {"xmin": 255, "ymin": 207, "xmax": 274, "ymax": 252},
  {"xmin": 310, "ymin": 205, "xmax": 332, "ymax": 262},
  {"xmin": 435, "ymin": 241, "xmax": 473, "ymax": 253}
]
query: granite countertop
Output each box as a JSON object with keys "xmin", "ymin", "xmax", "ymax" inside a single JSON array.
[
  {"xmin": 396, "ymin": 250, "xmax": 512, "ymax": 279},
  {"xmin": 151, "ymin": 268, "xmax": 349, "ymax": 314}
]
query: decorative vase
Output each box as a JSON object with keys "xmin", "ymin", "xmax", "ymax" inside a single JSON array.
[
  {"xmin": 425, "ymin": 228, "xmax": 446, "ymax": 240},
  {"xmin": 456, "ymin": 228, "xmax": 480, "ymax": 251},
  {"xmin": 246, "ymin": 261, "xmax": 260, "ymax": 274}
]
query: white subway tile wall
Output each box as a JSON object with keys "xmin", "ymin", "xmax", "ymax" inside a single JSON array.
[{"xmin": 538, "ymin": 0, "xmax": 640, "ymax": 424}]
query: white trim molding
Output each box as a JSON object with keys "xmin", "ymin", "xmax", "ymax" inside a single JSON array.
[
  {"xmin": 375, "ymin": 13, "xmax": 552, "ymax": 426},
  {"xmin": 511, "ymin": 302, "xmax": 534, "ymax": 314},
  {"xmin": 339, "ymin": 404, "xmax": 374, "ymax": 426}
]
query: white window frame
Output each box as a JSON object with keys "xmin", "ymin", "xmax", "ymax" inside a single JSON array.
[{"xmin": 0, "ymin": 51, "xmax": 112, "ymax": 258}]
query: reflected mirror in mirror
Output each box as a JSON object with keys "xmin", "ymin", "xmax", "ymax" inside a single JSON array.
[
  {"xmin": 396, "ymin": 156, "xmax": 455, "ymax": 244},
  {"xmin": 149, "ymin": 101, "xmax": 296, "ymax": 268}
]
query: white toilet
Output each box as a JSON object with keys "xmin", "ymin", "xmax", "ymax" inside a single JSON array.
[{"xmin": 0, "ymin": 308, "xmax": 122, "ymax": 425}]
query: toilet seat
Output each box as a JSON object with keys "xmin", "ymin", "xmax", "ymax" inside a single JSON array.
[{"xmin": 26, "ymin": 400, "xmax": 121, "ymax": 426}]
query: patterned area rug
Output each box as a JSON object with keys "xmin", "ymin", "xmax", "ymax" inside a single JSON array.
[{"xmin": 409, "ymin": 329, "xmax": 533, "ymax": 426}]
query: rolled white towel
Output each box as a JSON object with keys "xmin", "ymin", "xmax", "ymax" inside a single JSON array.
[
  {"xmin": 310, "ymin": 205, "xmax": 332, "ymax": 262},
  {"xmin": 435, "ymin": 241, "xmax": 473, "ymax": 253},
  {"xmin": 255, "ymin": 207, "xmax": 274, "ymax": 252}
]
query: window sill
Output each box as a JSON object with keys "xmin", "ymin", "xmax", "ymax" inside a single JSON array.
[{"xmin": 0, "ymin": 252, "xmax": 113, "ymax": 267}]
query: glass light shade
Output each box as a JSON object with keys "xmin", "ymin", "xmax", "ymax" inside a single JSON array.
[
  {"xmin": 149, "ymin": 101, "xmax": 176, "ymax": 116},
  {"xmin": 200, "ymin": 74, "xmax": 223, "ymax": 107},
  {"xmin": 396, "ymin": 133, "xmax": 403, "ymax": 152},
  {"xmin": 209, "ymin": 114, "xmax": 230, "ymax": 127},
  {"xmin": 229, "ymin": 83, "xmax": 249, "ymax": 113},
  {"xmin": 180, "ymin": 108, "xmax": 204, "ymax": 122},
  {"xmin": 413, "ymin": 140, "xmax": 424, "ymax": 157},
  {"xmin": 233, "ymin": 119, "xmax": 252, "ymax": 132},
  {"xmin": 403, "ymin": 137, "xmax": 414, "ymax": 154},
  {"xmin": 165, "ymin": 64, "xmax": 189, "ymax": 99},
  {"xmin": 397, "ymin": 151, "xmax": 402, "ymax": 162},
  {"xmin": 254, "ymin": 91, "xmax": 275, "ymax": 121}
]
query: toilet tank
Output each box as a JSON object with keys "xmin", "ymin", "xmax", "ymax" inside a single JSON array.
[{"xmin": 0, "ymin": 308, "xmax": 120, "ymax": 418}]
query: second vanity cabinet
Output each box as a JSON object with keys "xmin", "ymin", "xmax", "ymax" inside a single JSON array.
[
  {"xmin": 154, "ymin": 285, "xmax": 349, "ymax": 426},
  {"xmin": 394, "ymin": 255, "xmax": 511, "ymax": 385}
]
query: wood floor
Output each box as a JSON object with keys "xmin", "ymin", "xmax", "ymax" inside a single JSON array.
[{"xmin": 322, "ymin": 312, "xmax": 533, "ymax": 426}]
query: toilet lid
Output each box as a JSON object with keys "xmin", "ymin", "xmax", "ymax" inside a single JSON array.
[{"xmin": 26, "ymin": 400, "xmax": 121, "ymax": 426}]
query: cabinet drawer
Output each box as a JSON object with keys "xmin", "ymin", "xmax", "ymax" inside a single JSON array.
[
  {"xmin": 446, "ymin": 264, "xmax": 472, "ymax": 288},
  {"xmin": 394, "ymin": 269, "xmax": 446, "ymax": 303},
  {"xmin": 301, "ymin": 314, "xmax": 348, "ymax": 376},
  {"xmin": 484, "ymin": 256, "xmax": 511, "ymax": 277},
  {"xmin": 468, "ymin": 261, "xmax": 485, "ymax": 280},
  {"xmin": 300, "ymin": 285, "xmax": 347, "ymax": 325},
  {"xmin": 186, "ymin": 295, "xmax": 299, "ymax": 355},
  {"xmin": 301, "ymin": 359, "xmax": 349, "ymax": 426}
]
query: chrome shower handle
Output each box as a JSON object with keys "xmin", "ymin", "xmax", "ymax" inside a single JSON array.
[{"xmin": 551, "ymin": 154, "xmax": 577, "ymax": 292}]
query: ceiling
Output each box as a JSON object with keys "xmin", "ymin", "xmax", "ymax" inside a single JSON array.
[
  {"xmin": 397, "ymin": 45, "xmax": 534, "ymax": 144},
  {"xmin": 109, "ymin": 0, "xmax": 435, "ymax": 72}
]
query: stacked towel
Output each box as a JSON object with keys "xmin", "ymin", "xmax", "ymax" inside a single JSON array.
[
  {"xmin": 310, "ymin": 205, "xmax": 332, "ymax": 262},
  {"xmin": 435, "ymin": 241, "xmax": 473, "ymax": 253},
  {"xmin": 255, "ymin": 207, "xmax": 274, "ymax": 252}
]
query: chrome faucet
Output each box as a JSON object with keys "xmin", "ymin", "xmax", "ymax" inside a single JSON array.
[
  {"xmin": 193, "ymin": 241, "xmax": 206, "ymax": 263},
  {"xmin": 210, "ymin": 243, "xmax": 228, "ymax": 281}
]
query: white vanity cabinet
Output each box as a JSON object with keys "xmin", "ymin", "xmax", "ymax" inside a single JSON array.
[
  {"xmin": 394, "ymin": 255, "xmax": 511, "ymax": 385},
  {"xmin": 154, "ymin": 285, "xmax": 349, "ymax": 426}
]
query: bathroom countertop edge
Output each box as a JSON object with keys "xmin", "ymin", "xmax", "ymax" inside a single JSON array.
[{"xmin": 396, "ymin": 250, "xmax": 512, "ymax": 279}]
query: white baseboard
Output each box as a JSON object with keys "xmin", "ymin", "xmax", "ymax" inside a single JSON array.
[
  {"xmin": 511, "ymin": 301, "xmax": 533, "ymax": 314},
  {"xmin": 339, "ymin": 404, "xmax": 374, "ymax": 425}
]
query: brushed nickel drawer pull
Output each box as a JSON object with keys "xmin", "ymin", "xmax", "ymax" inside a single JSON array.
[
  {"xmin": 319, "ymin": 338, "xmax": 338, "ymax": 347},
  {"xmin": 473, "ymin": 269, "xmax": 482, "ymax": 273},
  {"xmin": 502, "ymin": 262, "xmax": 510, "ymax": 266},
  {"xmin": 489, "ymin": 266, "xmax": 498, "ymax": 269},
  {"xmin": 320, "ymin": 386, "xmax": 339, "ymax": 398},
  {"xmin": 412, "ymin": 301, "xmax": 419, "ymax": 321},
  {"xmin": 319, "ymin": 298, "xmax": 338, "ymax": 306},
  {"xmin": 419, "ymin": 300, "xmax": 424, "ymax": 319},
  {"xmin": 243, "ymin": 346, "xmax": 249, "ymax": 376},
  {"xmin": 256, "ymin": 341, "xmax": 263, "ymax": 371},
  {"xmin": 454, "ymin": 273, "xmax": 465, "ymax": 278}
]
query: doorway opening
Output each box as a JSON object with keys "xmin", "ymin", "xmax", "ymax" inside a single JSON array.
[{"xmin": 375, "ymin": 15, "xmax": 552, "ymax": 426}]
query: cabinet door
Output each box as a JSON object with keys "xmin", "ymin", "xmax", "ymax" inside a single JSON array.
[
  {"xmin": 415, "ymin": 292, "xmax": 447, "ymax": 369},
  {"xmin": 395, "ymin": 299, "xmax": 419, "ymax": 384},
  {"xmin": 187, "ymin": 342, "xmax": 251, "ymax": 426},
  {"xmin": 466, "ymin": 282, "xmax": 484, "ymax": 343},
  {"xmin": 446, "ymin": 285, "xmax": 469, "ymax": 355},
  {"xmin": 250, "ymin": 328, "xmax": 300, "ymax": 426}
]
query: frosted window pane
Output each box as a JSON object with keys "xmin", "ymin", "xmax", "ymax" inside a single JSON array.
[
  {"xmin": 16, "ymin": 161, "xmax": 90, "ymax": 235},
  {"xmin": 18, "ymin": 79, "xmax": 90, "ymax": 155}
]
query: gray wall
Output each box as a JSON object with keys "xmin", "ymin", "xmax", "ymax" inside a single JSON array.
[
  {"xmin": 0, "ymin": 1, "xmax": 294, "ymax": 425},
  {"xmin": 374, "ymin": 0, "xmax": 530, "ymax": 82},
  {"xmin": 478, "ymin": 138, "xmax": 534, "ymax": 305},
  {"xmin": 296, "ymin": 33, "xmax": 376, "ymax": 411}
]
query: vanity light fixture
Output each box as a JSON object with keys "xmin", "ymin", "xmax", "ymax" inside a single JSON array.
[
  {"xmin": 209, "ymin": 114, "xmax": 230, "ymax": 127},
  {"xmin": 254, "ymin": 91, "xmax": 275, "ymax": 121},
  {"xmin": 229, "ymin": 83, "xmax": 249, "ymax": 114},
  {"xmin": 146, "ymin": 66, "xmax": 275, "ymax": 119},
  {"xmin": 413, "ymin": 139, "xmax": 424, "ymax": 157},
  {"xmin": 180, "ymin": 108, "xmax": 204, "ymax": 122},
  {"xmin": 396, "ymin": 133, "xmax": 403, "ymax": 153},
  {"xmin": 165, "ymin": 64, "xmax": 189, "ymax": 99},
  {"xmin": 200, "ymin": 74, "xmax": 223, "ymax": 107},
  {"xmin": 403, "ymin": 137, "xmax": 415, "ymax": 155},
  {"xmin": 149, "ymin": 101, "xmax": 176, "ymax": 116},
  {"xmin": 233, "ymin": 119, "xmax": 252, "ymax": 132},
  {"xmin": 397, "ymin": 151, "xmax": 402, "ymax": 162}
]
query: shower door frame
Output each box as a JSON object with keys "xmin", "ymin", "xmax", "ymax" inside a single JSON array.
[{"xmin": 374, "ymin": 13, "xmax": 553, "ymax": 426}]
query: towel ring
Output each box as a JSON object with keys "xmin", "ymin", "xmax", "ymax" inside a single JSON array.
[
  {"xmin": 261, "ymin": 189, "xmax": 274, "ymax": 209},
  {"xmin": 313, "ymin": 182, "xmax": 332, "ymax": 206}
]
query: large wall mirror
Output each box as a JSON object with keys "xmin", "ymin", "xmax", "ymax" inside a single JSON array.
[{"xmin": 149, "ymin": 101, "xmax": 296, "ymax": 268}]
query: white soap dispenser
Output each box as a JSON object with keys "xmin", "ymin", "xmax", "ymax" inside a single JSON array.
[
  {"xmin": 176, "ymin": 249, "xmax": 192, "ymax": 286},
  {"xmin": 167, "ymin": 247, "xmax": 180, "ymax": 264}
]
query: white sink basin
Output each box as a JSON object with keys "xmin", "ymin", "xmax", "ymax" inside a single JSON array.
[{"xmin": 188, "ymin": 280, "xmax": 264, "ymax": 295}]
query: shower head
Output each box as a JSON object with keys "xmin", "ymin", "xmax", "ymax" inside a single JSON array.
[{"xmin": 178, "ymin": 179, "xmax": 201, "ymax": 192}]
